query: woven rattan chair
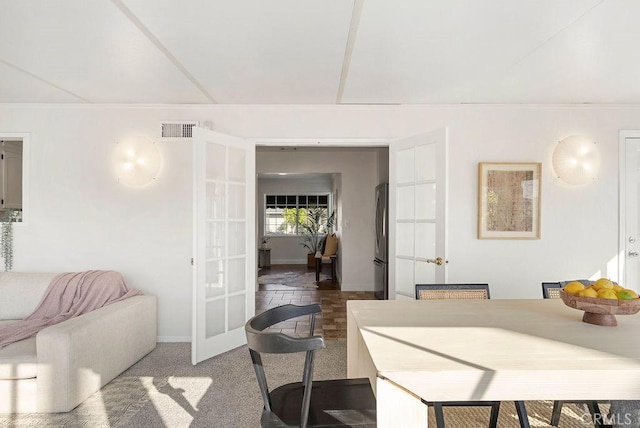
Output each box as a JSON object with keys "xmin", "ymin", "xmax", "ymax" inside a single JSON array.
[
  {"xmin": 245, "ymin": 303, "xmax": 376, "ymax": 428},
  {"xmin": 415, "ymin": 283, "xmax": 529, "ymax": 428},
  {"xmin": 415, "ymin": 283, "xmax": 491, "ymax": 300},
  {"xmin": 542, "ymin": 281, "xmax": 609, "ymax": 428},
  {"xmin": 542, "ymin": 280, "xmax": 593, "ymax": 299}
]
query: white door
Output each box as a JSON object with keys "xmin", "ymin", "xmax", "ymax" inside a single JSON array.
[
  {"xmin": 192, "ymin": 127, "xmax": 256, "ymax": 365},
  {"xmin": 620, "ymin": 133, "xmax": 640, "ymax": 291},
  {"xmin": 389, "ymin": 129, "xmax": 448, "ymax": 300}
]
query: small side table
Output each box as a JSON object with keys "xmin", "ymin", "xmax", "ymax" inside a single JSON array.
[{"xmin": 258, "ymin": 248, "xmax": 271, "ymax": 268}]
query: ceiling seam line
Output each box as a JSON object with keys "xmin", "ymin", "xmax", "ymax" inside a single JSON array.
[
  {"xmin": 505, "ymin": 0, "xmax": 607, "ymax": 72},
  {"xmin": 111, "ymin": 0, "xmax": 218, "ymax": 103},
  {"xmin": 336, "ymin": 0, "xmax": 364, "ymax": 105},
  {"xmin": 0, "ymin": 59, "xmax": 92, "ymax": 103}
]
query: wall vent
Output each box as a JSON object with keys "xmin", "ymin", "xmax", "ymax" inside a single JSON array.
[{"xmin": 161, "ymin": 121, "xmax": 199, "ymax": 139}]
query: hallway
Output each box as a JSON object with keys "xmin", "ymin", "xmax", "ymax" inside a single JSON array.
[{"xmin": 256, "ymin": 264, "xmax": 376, "ymax": 339}]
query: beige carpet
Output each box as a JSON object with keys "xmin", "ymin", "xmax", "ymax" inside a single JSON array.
[{"xmin": 0, "ymin": 342, "xmax": 614, "ymax": 427}]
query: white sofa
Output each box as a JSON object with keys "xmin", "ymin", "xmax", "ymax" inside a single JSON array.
[{"xmin": 0, "ymin": 272, "xmax": 157, "ymax": 413}]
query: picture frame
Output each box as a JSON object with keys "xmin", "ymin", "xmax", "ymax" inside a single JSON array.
[{"xmin": 478, "ymin": 162, "xmax": 541, "ymax": 239}]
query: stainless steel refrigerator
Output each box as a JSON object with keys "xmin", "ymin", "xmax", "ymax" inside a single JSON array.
[{"xmin": 374, "ymin": 183, "xmax": 389, "ymax": 300}]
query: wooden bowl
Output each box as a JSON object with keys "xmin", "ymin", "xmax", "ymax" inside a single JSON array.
[{"xmin": 560, "ymin": 290, "xmax": 640, "ymax": 326}]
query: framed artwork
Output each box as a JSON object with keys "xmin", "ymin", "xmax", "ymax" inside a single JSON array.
[{"xmin": 478, "ymin": 162, "xmax": 541, "ymax": 239}]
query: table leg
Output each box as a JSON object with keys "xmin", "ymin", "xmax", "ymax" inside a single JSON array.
[{"xmin": 377, "ymin": 377, "xmax": 429, "ymax": 427}]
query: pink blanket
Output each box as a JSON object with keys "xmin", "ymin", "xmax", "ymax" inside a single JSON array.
[{"xmin": 0, "ymin": 270, "xmax": 143, "ymax": 348}]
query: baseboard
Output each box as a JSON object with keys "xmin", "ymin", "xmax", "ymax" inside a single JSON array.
[
  {"xmin": 157, "ymin": 336, "xmax": 191, "ymax": 343},
  {"xmin": 340, "ymin": 282, "xmax": 374, "ymax": 292},
  {"xmin": 270, "ymin": 258, "xmax": 306, "ymax": 265}
]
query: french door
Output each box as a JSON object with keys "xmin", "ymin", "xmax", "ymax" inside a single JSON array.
[
  {"xmin": 620, "ymin": 132, "xmax": 640, "ymax": 291},
  {"xmin": 192, "ymin": 128, "xmax": 256, "ymax": 364},
  {"xmin": 389, "ymin": 129, "xmax": 448, "ymax": 299}
]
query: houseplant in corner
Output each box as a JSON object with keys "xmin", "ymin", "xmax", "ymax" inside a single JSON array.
[
  {"xmin": 1, "ymin": 209, "xmax": 20, "ymax": 271},
  {"xmin": 299, "ymin": 207, "xmax": 335, "ymax": 268}
]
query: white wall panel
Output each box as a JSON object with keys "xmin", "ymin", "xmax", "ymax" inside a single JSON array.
[{"xmin": 0, "ymin": 103, "xmax": 628, "ymax": 339}]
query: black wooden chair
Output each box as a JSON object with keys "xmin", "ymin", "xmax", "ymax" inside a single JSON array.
[
  {"xmin": 245, "ymin": 303, "xmax": 376, "ymax": 427},
  {"xmin": 542, "ymin": 281, "xmax": 610, "ymax": 428},
  {"xmin": 415, "ymin": 283, "xmax": 530, "ymax": 428}
]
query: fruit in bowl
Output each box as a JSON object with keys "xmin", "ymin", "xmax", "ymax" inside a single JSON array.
[
  {"xmin": 560, "ymin": 278, "xmax": 640, "ymax": 326},
  {"xmin": 563, "ymin": 279, "xmax": 639, "ymax": 300}
]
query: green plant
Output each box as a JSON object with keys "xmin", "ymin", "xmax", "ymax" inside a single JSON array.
[
  {"xmin": 1, "ymin": 209, "xmax": 20, "ymax": 271},
  {"xmin": 299, "ymin": 207, "xmax": 335, "ymax": 254}
]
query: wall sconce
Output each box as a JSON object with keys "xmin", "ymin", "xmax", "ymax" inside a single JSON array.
[
  {"xmin": 113, "ymin": 136, "xmax": 162, "ymax": 187},
  {"xmin": 552, "ymin": 135, "xmax": 600, "ymax": 185}
]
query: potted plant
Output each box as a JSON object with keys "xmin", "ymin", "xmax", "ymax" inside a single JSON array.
[
  {"xmin": 299, "ymin": 207, "xmax": 335, "ymax": 268},
  {"xmin": 1, "ymin": 209, "xmax": 20, "ymax": 271}
]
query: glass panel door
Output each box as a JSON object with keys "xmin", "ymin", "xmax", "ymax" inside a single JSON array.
[
  {"xmin": 192, "ymin": 128, "xmax": 255, "ymax": 364},
  {"xmin": 389, "ymin": 129, "xmax": 448, "ymax": 299}
]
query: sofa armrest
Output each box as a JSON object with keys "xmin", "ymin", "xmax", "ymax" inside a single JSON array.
[{"xmin": 35, "ymin": 295, "xmax": 157, "ymax": 412}]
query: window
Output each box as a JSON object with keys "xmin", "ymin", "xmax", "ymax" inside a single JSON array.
[{"xmin": 265, "ymin": 194, "xmax": 330, "ymax": 235}]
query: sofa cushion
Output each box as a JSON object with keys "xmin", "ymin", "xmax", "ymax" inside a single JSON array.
[
  {"xmin": 0, "ymin": 320, "xmax": 37, "ymax": 380},
  {"xmin": 0, "ymin": 272, "xmax": 58, "ymax": 320},
  {"xmin": 323, "ymin": 233, "xmax": 339, "ymax": 257}
]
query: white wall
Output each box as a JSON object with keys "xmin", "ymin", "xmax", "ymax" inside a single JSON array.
[{"xmin": 0, "ymin": 103, "xmax": 636, "ymax": 340}]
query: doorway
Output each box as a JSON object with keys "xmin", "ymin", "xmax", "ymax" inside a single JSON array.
[
  {"xmin": 192, "ymin": 130, "xmax": 447, "ymax": 362},
  {"xmin": 255, "ymin": 146, "xmax": 389, "ymax": 295}
]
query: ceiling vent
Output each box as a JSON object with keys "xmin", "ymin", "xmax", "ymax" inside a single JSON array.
[{"xmin": 161, "ymin": 121, "xmax": 199, "ymax": 139}]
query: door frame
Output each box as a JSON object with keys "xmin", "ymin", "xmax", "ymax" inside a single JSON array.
[
  {"xmin": 252, "ymin": 133, "xmax": 447, "ymax": 300},
  {"xmin": 619, "ymin": 130, "xmax": 640, "ymax": 286},
  {"xmin": 252, "ymin": 137, "xmax": 392, "ymax": 298},
  {"xmin": 0, "ymin": 132, "xmax": 30, "ymax": 225}
]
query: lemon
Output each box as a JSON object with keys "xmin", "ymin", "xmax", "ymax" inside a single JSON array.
[
  {"xmin": 622, "ymin": 288, "xmax": 639, "ymax": 299},
  {"xmin": 564, "ymin": 281, "xmax": 585, "ymax": 295},
  {"xmin": 613, "ymin": 283, "xmax": 624, "ymax": 292},
  {"xmin": 597, "ymin": 288, "xmax": 617, "ymax": 300},
  {"xmin": 593, "ymin": 278, "xmax": 614, "ymax": 291},
  {"xmin": 578, "ymin": 288, "xmax": 598, "ymax": 298}
]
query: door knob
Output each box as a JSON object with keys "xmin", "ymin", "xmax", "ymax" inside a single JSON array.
[
  {"xmin": 629, "ymin": 251, "xmax": 639, "ymax": 258},
  {"xmin": 426, "ymin": 257, "xmax": 445, "ymax": 266}
]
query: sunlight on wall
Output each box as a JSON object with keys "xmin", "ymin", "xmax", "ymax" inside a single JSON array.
[{"xmin": 589, "ymin": 253, "xmax": 621, "ymax": 284}]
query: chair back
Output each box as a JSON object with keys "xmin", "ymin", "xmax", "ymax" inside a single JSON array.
[
  {"xmin": 320, "ymin": 233, "xmax": 339, "ymax": 258},
  {"xmin": 415, "ymin": 283, "xmax": 490, "ymax": 300},
  {"xmin": 245, "ymin": 304, "xmax": 324, "ymax": 428},
  {"xmin": 541, "ymin": 280, "xmax": 592, "ymax": 299}
]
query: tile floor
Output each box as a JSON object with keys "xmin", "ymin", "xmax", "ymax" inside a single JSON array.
[{"xmin": 256, "ymin": 264, "xmax": 377, "ymax": 340}]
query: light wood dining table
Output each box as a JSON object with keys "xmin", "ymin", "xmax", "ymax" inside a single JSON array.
[{"xmin": 346, "ymin": 299, "xmax": 640, "ymax": 427}]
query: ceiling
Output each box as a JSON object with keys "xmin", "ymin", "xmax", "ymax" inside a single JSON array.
[{"xmin": 1, "ymin": 0, "xmax": 638, "ymax": 105}]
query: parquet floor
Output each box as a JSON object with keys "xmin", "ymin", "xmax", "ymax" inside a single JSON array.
[{"xmin": 256, "ymin": 264, "xmax": 377, "ymax": 340}]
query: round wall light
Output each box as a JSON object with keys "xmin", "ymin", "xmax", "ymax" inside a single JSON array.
[
  {"xmin": 552, "ymin": 135, "xmax": 600, "ymax": 186},
  {"xmin": 113, "ymin": 136, "xmax": 162, "ymax": 187}
]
